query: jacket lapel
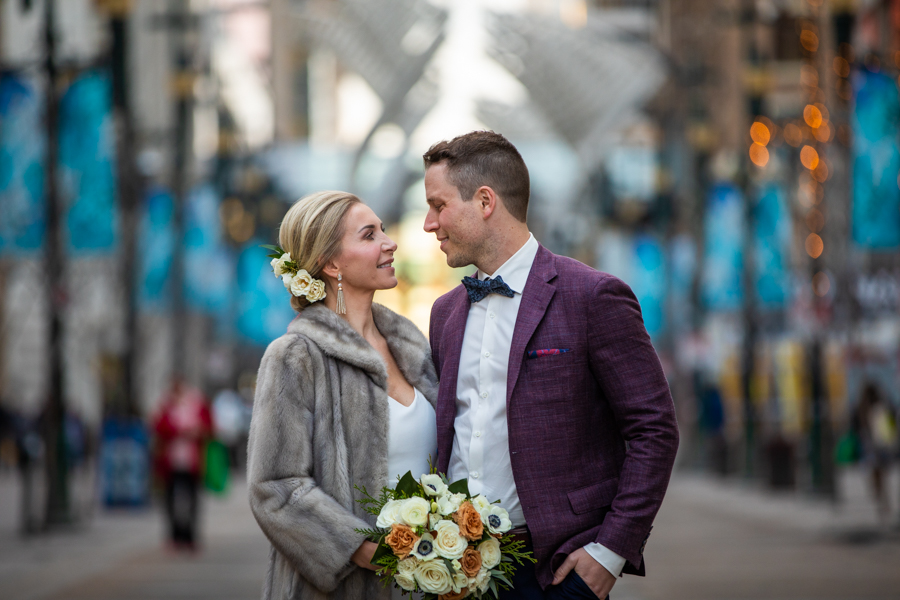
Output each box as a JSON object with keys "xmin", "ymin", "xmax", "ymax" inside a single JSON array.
[
  {"xmin": 436, "ymin": 288, "xmax": 470, "ymax": 418},
  {"xmin": 507, "ymin": 245, "xmax": 557, "ymax": 405}
]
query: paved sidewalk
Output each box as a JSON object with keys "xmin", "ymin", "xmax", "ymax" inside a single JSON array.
[
  {"xmin": 1, "ymin": 466, "xmax": 898, "ymax": 600},
  {"xmin": 0, "ymin": 471, "xmax": 269, "ymax": 600},
  {"xmin": 615, "ymin": 465, "xmax": 900, "ymax": 600}
]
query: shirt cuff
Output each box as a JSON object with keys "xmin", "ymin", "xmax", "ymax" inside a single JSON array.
[{"xmin": 584, "ymin": 543, "xmax": 627, "ymax": 578}]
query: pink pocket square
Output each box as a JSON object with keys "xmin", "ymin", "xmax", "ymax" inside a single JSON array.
[{"xmin": 526, "ymin": 348, "xmax": 571, "ymax": 359}]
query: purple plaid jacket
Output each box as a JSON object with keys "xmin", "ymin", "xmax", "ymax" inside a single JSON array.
[{"xmin": 429, "ymin": 245, "xmax": 679, "ymax": 588}]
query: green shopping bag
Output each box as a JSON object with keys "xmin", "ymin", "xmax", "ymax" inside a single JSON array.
[
  {"xmin": 204, "ymin": 439, "xmax": 230, "ymax": 494},
  {"xmin": 835, "ymin": 430, "xmax": 861, "ymax": 465}
]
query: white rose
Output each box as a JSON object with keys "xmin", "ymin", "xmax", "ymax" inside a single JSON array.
[
  {"xmin": 376, "ymin": 499, "xmax": 404, "ymax": 529},
  {"xmin": 436, "ymin": 492, "xmax": 465, "ymax": 516},
  {"xmin": 485, "ymin": 506, "xmax": 513, "ymax": 535},
  {"xmin": 472, "ymin": 494, "xmax": 492, "ymax": 517},
  {"xmin": 289, "ymin": 270, "xmax": 312, "ymax": 297},
  {"xmin": 432, "ymin": 520, "xmax": 468, "ymax": 560},
  {"xmin": 414, "ymin": 560, "xmax": 454, "ymax": 595},
  {"xmin": 305, "ymin": 278, "xmax": 326, "ymax": 303},
  {"xmin": 472, "ymin": 567, "xmax": 491, "ymax": 593},
  {"xmin": 397, "ymin": 556, "xmax": 419, "ymax": 576},
  {"xmin": 271, "ymin": 252, "xmax": 291, "ymax": 277},
  {"xmin": 399, "ymin": 497, "xmax": 430, "ymax": 527},
  {"xmin": 394, "ymin": 572, "xmax": 417, "ymax": 591},
  {"xmin": 420, "ymin": 474, "xmax": 447, "ymax": 497},
  {"xmin": 477, "ymin": 537, "xmax": 501, "ymax": 569},
  {"xmin": 281, "ymin": 273, "xmax": 293, "ymax": 289},
  {"xmin": 452, "ymin": 569, "xmax": 468, "ymax": 593}
]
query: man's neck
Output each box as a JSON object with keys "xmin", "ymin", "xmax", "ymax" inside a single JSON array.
[{"xmin": 476, "ymin": 226, "xmax": 532, "ymax": 276}]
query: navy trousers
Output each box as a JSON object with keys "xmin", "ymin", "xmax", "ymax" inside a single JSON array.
[{"xmin": 499, "ymin": 546, "xmax": 608, "ymax": 600}]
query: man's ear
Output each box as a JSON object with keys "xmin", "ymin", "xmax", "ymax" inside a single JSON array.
[{"xmin": 476, "ymin": 186, "xmax": 499, "ymax": 220}]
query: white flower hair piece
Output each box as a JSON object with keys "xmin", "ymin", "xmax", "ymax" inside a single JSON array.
[{"xmin": 262, "ymin": 244, "xmax": 327, "ymax": 304}]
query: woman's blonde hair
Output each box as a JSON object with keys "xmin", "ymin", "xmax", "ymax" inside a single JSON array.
[{"xmin": 278, "ymin": 190, "xmax": 361, "ymax": 312}]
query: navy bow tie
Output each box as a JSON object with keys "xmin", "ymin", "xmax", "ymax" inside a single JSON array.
[{"xmin": 462, "ymin": 275, "xmax": 515, "ymax": 303}]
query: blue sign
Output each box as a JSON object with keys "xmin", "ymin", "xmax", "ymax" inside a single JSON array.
[
  {"xmin": 0, "ymin": 74, "xmax": 45, "ymax": 254},
  {"xmin": 852, "ymin": 69, "xmax": 900, "ymax": 249},
  {"xmin": 59, "ymin": 70, "xmax": 118, "ymax": 253},
  {"xmin": 701, "ymin": 183, "xmax": 745, "ymax": 311},
  {"xmin": 100, "ymin": 418, "xmax": 150, "ymax": 507},
  {"xmin": 754, "ymin": 183, "xmax": 791, "ymax": 308}
]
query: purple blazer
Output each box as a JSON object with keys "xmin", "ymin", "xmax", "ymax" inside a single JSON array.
[{"xmin": 429, "ymin": 245, "xmax": 679, "ymax": 588}]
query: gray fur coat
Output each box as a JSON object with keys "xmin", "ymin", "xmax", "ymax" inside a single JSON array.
[{"xmin": 247, "ymin": 303, "xmax": 438, "ymax": 600}]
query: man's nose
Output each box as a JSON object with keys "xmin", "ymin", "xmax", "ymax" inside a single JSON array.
[{"xmin": 423, "ymin": 210, "xmax": 437, "ymax": 232}]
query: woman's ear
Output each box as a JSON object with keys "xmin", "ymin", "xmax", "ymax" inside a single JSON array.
[{"xmin": 320, "ymin": 259, "xmax": 340, "ymax": 280}]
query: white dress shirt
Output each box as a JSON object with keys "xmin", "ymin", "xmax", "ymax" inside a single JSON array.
[{"xmin": 448, "ymin": 233, "xmax": 627, "ymax": 578}]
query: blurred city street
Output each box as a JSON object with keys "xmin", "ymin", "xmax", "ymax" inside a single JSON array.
[
  {"xmin": 3, "ymin": 0, "xmax": 900, "ymax": 599},
  {"xmin": 1, "ymin": 466, "xmax": 898, "ymax": 600}
]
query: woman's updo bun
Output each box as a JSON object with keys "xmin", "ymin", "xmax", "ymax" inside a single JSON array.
[{"xmin": 278, "ymin": 191, "xmax": 360, "ymax": 312}]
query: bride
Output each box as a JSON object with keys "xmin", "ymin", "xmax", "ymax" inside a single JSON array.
[{"xmin": 247, "ymin": 191, "xmax": 438, "ymax": 600}]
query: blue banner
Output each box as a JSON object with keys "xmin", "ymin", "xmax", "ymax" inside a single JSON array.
[
  {"xmin": 852, "ymin": 69, "xmax": 900, "ymax": 249},
  {"xmin": 701, "ymin": 183, "xmax": 745, "ymax": 311},
  {"xmin": 183, "ymin": 184, "xmax": 232, "ymax": 314},
  {"xmin": 0, "ymin": 74, "xmax": 45, "ymax": 254},
  {"xmin": 668, "ymin": 234, "xmax": 696, "ymax": 333},
  {"xmin": 137, "ymin": 187, "xmax": 175, "ymax": 310},
  {"xmin": 754, "ymin": 183, "xmax": 791, "ymax": 308},
  {"xmin": 59, "ymin": 70, "xmax": 117, "ymax": 253},
  {"xmin": 236, "ymin": 240, "xmax": 295, "ymax": 346},
  {"xmin": 631, "ymin": 234, "xmax": 666, "ymax": 339}
]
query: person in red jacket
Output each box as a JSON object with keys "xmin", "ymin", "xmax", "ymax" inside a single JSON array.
[{"xmin": 153, "ymin": 378, "xmax": 212, "ymax": 551}]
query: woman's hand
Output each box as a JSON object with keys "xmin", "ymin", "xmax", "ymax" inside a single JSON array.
[{"xmin": 351, "ymin": 540, "xmax": 380, "ymax": 571}]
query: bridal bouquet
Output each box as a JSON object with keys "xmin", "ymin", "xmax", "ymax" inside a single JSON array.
[{"xmin": 355, "ymin": 471, "xmax": 534, "ymax": 599}]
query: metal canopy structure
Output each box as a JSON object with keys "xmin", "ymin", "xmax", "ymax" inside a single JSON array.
[
  {"xmin": 485, "ymin": 9, "xmax": 667, "ymax": 175},
  {"xmin": 291, "ymin": 0, "xmax": 447, "ymax": 219}
]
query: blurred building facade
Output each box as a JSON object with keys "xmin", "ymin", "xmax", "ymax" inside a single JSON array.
[{"xmin": 1, "ymin": 0, "xmax": 898, "ymax": 528}]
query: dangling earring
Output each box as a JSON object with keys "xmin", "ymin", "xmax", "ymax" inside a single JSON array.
[{"xmin": 336, "ymin": 273, "xmax": 346, "ymax": 315}]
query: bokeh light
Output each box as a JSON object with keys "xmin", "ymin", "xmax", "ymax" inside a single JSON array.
[
  {"xmin": 800, "ymin": 145, "xmax": 819, "ymax": 170},
  {"xmin": 806, "ymin": 208, "xmax": 825, "ymax": 232},
  {"xmin": 833, "ymin": 56, "xmax": 850, "ymax": 78},
  {"xmin": 750, "ymin": 122, "xmax": 770, "ymax": 146},
  {"xmin": 783, "ymin": 123, "xmax": 803, "ymax": 146},
  {"xmin": 813, "ymin": 160, "xmax": 829, "ymax": 182},
  {"xmin": 805, "ymin": 233, "xmax": 824, "ymax": 258},
  {"xmin": 800, "ymin": 30, "xmax": 819, "ymax": 52},
  {"xmin": 803, "ymin": 105, "xmax": 823, "ymax": 128},
  {"xmin": 813, "ymin": 271, "xmax": 831, "ymax": 297},
  {"xmin": 813, "ymin": 121, "xmax": 832, "ymax": 143},
  {"xmin": 749, "ymin": 143, "xmax": 769, "ymax": 167}
]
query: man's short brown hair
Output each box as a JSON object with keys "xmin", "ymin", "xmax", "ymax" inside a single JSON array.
[{"xmin": 423, "ymin": 131, "xmax": 530, "ymax": 222}]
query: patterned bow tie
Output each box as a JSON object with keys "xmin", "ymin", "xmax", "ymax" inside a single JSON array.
[{"xmin": 462, "ymin": 275, "xmax": 515, "ymax": 303}]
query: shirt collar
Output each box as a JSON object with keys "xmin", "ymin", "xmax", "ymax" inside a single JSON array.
[{"xmin": 477, "ymin": 233, "xmax": 538, "ymax": 294}]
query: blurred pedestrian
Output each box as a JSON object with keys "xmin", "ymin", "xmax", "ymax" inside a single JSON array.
[
  {"xmin": 855, "ymin": 383, "xmax": 898, "ymax": 524},
  {"xmin": 152, "ymin": 379, "xmax": 212, "ymax": 551}
]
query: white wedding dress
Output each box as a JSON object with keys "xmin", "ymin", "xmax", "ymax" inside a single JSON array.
[
  {"xmin": 386, "ymin": 387, "xmax": 437, "ymax": 487},
  {"xmin": 386, "ymin": 387, "xmax": 435, "ymax": 600}
]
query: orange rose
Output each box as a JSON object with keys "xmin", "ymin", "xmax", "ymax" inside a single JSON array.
[
  {"xmin": 438, "ymin": 588, "xmax": 468, "ymax": 600},
  {"xmin": 460, "ymin": 546, "xmax": 482, "ymax": 578},
  {"xmin": 385, "ymin": 523, "xmax": 418, "ymax": 559},
  {"xmin": 454, "ymin": 501, "xmax": 484, "ymax": 541}
]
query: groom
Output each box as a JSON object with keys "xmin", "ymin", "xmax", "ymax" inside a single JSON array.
[{"xmin": 424, "ymin": 131, "xmax": 679, "ymax": 600}]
